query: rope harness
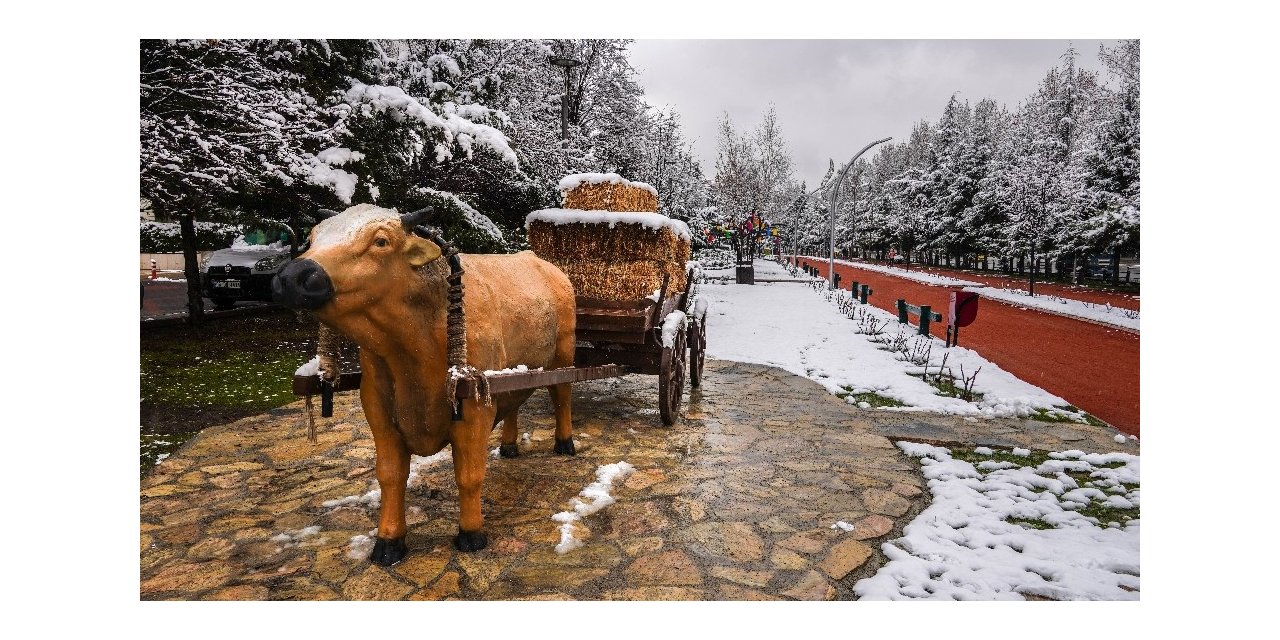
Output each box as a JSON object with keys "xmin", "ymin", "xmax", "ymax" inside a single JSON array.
[{"xmin": 414, "ymin": 225, "xmax": 491, "ymax": 419}]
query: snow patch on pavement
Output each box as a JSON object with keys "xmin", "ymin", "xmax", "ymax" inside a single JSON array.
[{"xmin": 552, "ymin": 461, "xmax": 636, "ymax": 554}]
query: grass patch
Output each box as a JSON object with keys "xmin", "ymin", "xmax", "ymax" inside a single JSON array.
[
  {"xmin": 141, "ymin": 310, "xmax": 319, "ymax": 411},
  {"xmin": 950, "ymin": 447, "xmax": 1052, "ymax": 468},
  {"xmin": 1008, "ymin": 517, "xmax": 1053, "ymax": 530},
  {"xmin": 1030, "ymin": 405, "xmax": 1109, "ymax": 428},
  {"xmin": 837, "ymin": 386, "xmax": 907, "ymax": 408},
  {"xmin": 1072, "ymin": 500, "xmax": 1139, "ymax": 527},
  {"xmin": 913, "ymin": 374, "xmax": 985, "ymax": 402},
  {"xmin": 140, "ymin": 310, "xmax": 325, "ymax": 475}
]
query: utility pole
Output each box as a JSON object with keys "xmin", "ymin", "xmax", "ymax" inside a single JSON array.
[
  {"xmin": 827, "ymin": 137, "xmax": 892, "ymax": 289},
  {"xmin": 550, "ymin": 55, "xmax": 582, "ymax": 140}
]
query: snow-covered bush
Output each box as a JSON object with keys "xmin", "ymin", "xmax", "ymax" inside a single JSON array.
[
  {"xmin": 140, "ymin": 221, "xmax": 242, "ymax": 253},
  {"xmin": 694, "ymin": 248, "xmax": 734, "ymax": 270}
]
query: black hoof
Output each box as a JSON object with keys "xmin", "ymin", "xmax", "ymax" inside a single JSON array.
[
  {"xmin": 454, "ymin": 530, "xmax": 488, "ymax": 552},
  {"xmin": 499, "ymin": 443, "xmax": 520, "ymax": 458},
  {"xmin": 369, "ymin": 536, "xmax": 408, "ymax": 566},
  {"xmin": 554, "ymin": 438, "xmax": 576, "ymax": 456}
]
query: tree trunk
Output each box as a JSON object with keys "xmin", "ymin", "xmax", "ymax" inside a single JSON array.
[
  {"xmin": 179, "ymin": 213, "xmax": 205, "ymax": 325},
  {"xmin": 1029, "ymin": 249, "xmax": 1037, "ymax": 296},
  {"xmin": 1111, "ymin": 247, "xmax": 1121, "ymax": 286}
]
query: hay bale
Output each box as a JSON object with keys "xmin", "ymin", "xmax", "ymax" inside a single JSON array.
[
  {"xmin": 559, "ymin": 173, "xmax": 659, "ymax": 212},
  {"xmin": 527, "ymin": 220, "xmax": 687, "ymax": 264},
  {"xmin": 526, "ymin": 209, "xmax": 692, "ymax": 301},
  {"xmin": 555, "ymin": 259, "xmax": 684, "ymax": 300}
]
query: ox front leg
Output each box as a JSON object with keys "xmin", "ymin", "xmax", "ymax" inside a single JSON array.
[
  {"xmin": 451, "ymin": 404, "xmax": 496, "ymax": 552},
  {"xmin": 369, "ymin": 433, "xmax": 411, "ymax": 566},
  {"xmin": 550, "ymin": 383, "xmax": 575, "ymax": 455},
  {"xmin": 362, "ymin": 375, "xmax": 411, "ymax": 566}
]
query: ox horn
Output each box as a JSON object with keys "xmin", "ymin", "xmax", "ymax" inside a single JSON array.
[
  {"xmin": 315, "ymin": 208, "xmax": 340, "ymax": 220},
  {"xmin": 400, "ymin": 206, "xmax": 436, "ymax": 229}
]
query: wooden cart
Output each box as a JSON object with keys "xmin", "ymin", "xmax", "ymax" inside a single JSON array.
[{"xmin": 295, "ymin": 267, "xmax": 707, "ymax": 425}]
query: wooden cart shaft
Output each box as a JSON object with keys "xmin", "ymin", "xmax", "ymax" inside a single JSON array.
[{"xmin": 293, "ymin": 270, "xmax": 692, "ymax": 407}]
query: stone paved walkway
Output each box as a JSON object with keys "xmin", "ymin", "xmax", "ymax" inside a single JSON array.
[{"xmin": 140, "ymin": 359, "xmax": 1137, "ymax": 600}]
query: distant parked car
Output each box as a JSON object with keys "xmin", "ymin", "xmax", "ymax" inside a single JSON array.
[{"xmin": 200, "ymin": 228, "xmax": 294, "ymax": 310}]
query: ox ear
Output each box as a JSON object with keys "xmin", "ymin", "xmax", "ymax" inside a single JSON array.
[{"xmin": 404, "ymin": 234, "xmax": 442, "ymax": 267}]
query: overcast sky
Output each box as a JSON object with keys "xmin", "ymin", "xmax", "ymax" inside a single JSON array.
[{"xmin": 628, "ymin": 39, "xmax": 1119, "ymax": 189}]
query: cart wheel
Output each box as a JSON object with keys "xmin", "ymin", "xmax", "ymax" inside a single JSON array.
[
  {"xmin": 688, "ymin": 319, "xmax": 706, "ymax": 388},
  {"xmin": 659, "ymin": 325, "xmax": 686, "ymax": 425}
]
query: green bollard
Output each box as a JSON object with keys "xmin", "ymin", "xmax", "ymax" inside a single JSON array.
[
  {"xmin": 860, "ymin": 285, "xmax": 871, "ymax": 304},
  {"xmin": 897, "ymin": 299, "xmax": 908, "ymax": 323}
]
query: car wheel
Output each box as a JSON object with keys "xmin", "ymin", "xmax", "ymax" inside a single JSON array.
[{"xmin": 212, "ymin": 298, "xmax": 236, "ymax": 310}]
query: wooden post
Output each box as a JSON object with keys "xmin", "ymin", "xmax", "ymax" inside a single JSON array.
[
  {"xmin": 919, "ymin": 305, "xmax": 932, "ymax": 336},
  {"xmin": 897, "ymin": 299, "xmax": 908, "ymax": 324}
]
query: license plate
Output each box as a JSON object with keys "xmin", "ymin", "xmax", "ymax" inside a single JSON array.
[{"xmin": 215, "ymin": 280, "xmax": 241, "ymax": 289}]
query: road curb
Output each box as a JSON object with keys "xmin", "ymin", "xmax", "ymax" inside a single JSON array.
[{"xmin": 976, "ymin": 295, "xmax": 1140, "ymax": 335}]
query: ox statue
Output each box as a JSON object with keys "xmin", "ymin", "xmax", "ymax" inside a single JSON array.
[{"xmin": 272, "ymin": 204, "xmax": 577, "ymax": 565}]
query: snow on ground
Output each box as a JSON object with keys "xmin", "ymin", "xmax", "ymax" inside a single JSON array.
[
  {"xmin": 963, "ymin": 285, "xmax": 1140, "ymax": 331},
  {"xmin": 699, "ymin": 258, "xmax": 1139, "ymax": 600},
  {"xmin": 797, "ymin": 256, "xmax": 1139, "ymax": 330},
  {"xmin": 699, "ymin": 260, "xmax": 1085, "ymax": 420},
  {"xmin": 326, "ymin": 448, "xmax": 637, "ymax": 560},
  {"xmin": 853, "ymin": 442, "xmax": 1139, "ymax": 600},
  {"xmin": 552, "ymin": 461, "xmax": 636, "ymax": 554}
]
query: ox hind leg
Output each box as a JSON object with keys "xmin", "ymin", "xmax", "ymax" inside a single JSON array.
[
  {"xmin": 550, "ymin": 383, "xmax": 575, "ymax": 455},
  {"xmin": 499, "ymin": 407, "xmax": 520, "ymax": 458}
]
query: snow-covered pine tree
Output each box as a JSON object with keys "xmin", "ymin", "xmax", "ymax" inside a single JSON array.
[
  {"xmin": 964, "ymin": 99, "xmax": 1010, "ymax": 269},
  {"xmin": 1039, "ymin": 46, "xmax": 1102, "ymax": 278},
  {"xmin": 885, "ymin": 120, "xmax": 933, "ymax": 265},
  {"xmin": 712, "ymin": 113, "xmax": 758, "ymax": 260},
  {"xmin": 140, "ymin": 38, "xmax": 366, "ymax": 322},
  {"xmin": 857, "ymin": 144, "xmax": 904, "ymax": 259},
  {"xmin": 754, "ymin": 105, "xmax": 798, "ymax": 219},
  {"xmin": 994, "ymin": 95, "xmax": 1060, "ymax": 293},
  {"xmin": 921, "ymin": 95, "xmax": 976, "ymax": 266},
  {"xmin": 1074, "ymin": 40, "xmax": 1140, "ymax": 282}
]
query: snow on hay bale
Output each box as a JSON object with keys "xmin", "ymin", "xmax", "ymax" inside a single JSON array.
[
  {"xmin": 558, "ymin": 173, "xmax": 659, "ymax": 213},
  {"xmin": 526, "ymin": 208, "xmax": 692, "ymax": 301}
]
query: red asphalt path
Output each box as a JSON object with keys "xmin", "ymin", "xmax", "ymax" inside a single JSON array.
[{"xmin": 793, "ymin": 257, "xmax": 1140, "ymax": 437}]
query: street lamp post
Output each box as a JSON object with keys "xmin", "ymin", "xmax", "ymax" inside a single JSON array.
[
  {"xmin": 550, "ymin": 56, "xmax": 582, "ymax": 140},
  {"xmin": 827, "ymin": 137, "xmax": 892, "ymax": 289}
]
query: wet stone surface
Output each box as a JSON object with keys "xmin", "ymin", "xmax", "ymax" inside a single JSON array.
[{"xmin": 140, "ymin": 360, "xmax": 1137, "ymax": 600}]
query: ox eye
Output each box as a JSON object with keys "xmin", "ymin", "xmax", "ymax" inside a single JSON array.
[{"xmin": 374, "ymin": 238, "xmax": 389, "ymax": 248}]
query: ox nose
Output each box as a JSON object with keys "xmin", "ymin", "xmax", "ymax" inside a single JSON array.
[{"xmin": 272, "ymin": 259, "xmax": 334, "ymax": 310}]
